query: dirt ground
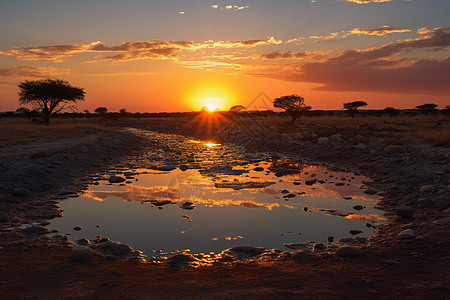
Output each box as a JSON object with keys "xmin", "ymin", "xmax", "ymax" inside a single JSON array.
[{"xmin": 0, "ymin": 115, "xmax": 449, "ymax": 299}]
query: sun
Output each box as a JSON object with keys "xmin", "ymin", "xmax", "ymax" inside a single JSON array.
[{"xmin": 205, "ymin": 103, "xmax": 219, "ymax": 112}]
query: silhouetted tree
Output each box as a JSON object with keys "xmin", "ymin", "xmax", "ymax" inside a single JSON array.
[
  {"xmin": 442, "ymin": 105, "xmax": 450, "ymax": 115},
  {"xmin": 94, "ymin": 107, "xmax": 108, "ymax": 114},
  {"xmin": 273, "ymin": 94, "xmax": 311, "ymax": 125},
  {"xmin": 343, "ymin": 101, "xmax": 367, "ymax": 118},
  {"xmin": 229, "ymin": 105, "xmax": 245, "ymax": 113},
  {"xmin": 16, "ymin": 107, "xmax": 30, "ymax": 119},
  {"xmin": 383, "ymin": 107, "xmax": 400, "ymax": 117},
  {"xmin": 18, "ymin": 79, "xmax": 85, "ymax": 125},
  {"xmin": 415, "ymin": 103, "xmax": 438, "ymax": 115}
]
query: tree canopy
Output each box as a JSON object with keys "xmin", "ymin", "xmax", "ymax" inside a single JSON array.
[
  {"xmin": 94, "ymin": 107, "xmax": 108, "ymax": 114},
  {"xmin": 273, "ymin": 94, "xmax": 311, "ymax": 125},
  {"xmin": 229, "ymin": 105, "xmax": 245, "ymax": 113},
  {"xmin": 415, "ymin": 103, "xmax": 438, "ymax": 114},
  {"xmin": 18, "ymin": 78, "xmax": 85, "ymax": 124},
  {"xmin": 343, "ymin": 101, "xmax": 367, "ymax": 118}
]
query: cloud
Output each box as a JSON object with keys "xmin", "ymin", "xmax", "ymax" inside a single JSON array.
[
  {"xmin": 342, "ymin": 0, "xmax": 392, "ymax": 3},
  {"xmin": 0, "ymin": 66, "xmax": 70, "ymax": 77},
  {"xmin": 350, "ymin": 26, "xmax": 411, "ymax": 36},
  {"xmin": 288, "ymin": 26, "xmax": 411, "ymax": 44},
  {"xmin": 261, "ymin": 51, "xmax": 328, "ymax": 60},
  {"xmin": 178, "ymin": 11, "xmax": 185, "ymax": 15},
  {"xmin": 211, "ymin": 4, "xmax": 250, "ymax": 11},
  {"xmin": 252, "ymin": 28, "xmax": 450, "ymax": 94},
  {"xmin": 2, "ymin": 38, "xmax": 280, "ymax": 62}
]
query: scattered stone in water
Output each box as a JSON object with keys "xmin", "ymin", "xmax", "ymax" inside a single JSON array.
[
  {"xmin": 76, "ymin": 238, "xmax": 90, "ymax": 246},
  {"xmin": 305, "ymin": 179, "xmax": 317, "ymax": 186},
  {"xmin": 182, "ymin": 215, "xmax": 191, "ymax": 220},
  {"xmin": 344, "ymin": 196, "xmax": 353, "ymax": 200},
  {"xmin": 291, "ymin": 251, "xmax": 319, "ymax": 263},
  {"xmin": 108, "ymin": 176, "xmax": 126, "ymax": 183},
  {"xmin": 319, "ymin": 209, "xmax": 351, "ymax": 217},
  {"xmin": 349, "ymin": 229, "xmax": 363, "ymax": 235},
  {"xmin": 73, "ymin": 226, "xmax": 82, "ymax": 231},
  {"xmin": 365, "ymin": 223, "xmax": 372, "ymax": 228},
  {"xmin": 23, "ymin": 226, "xmax": 51, "ymax": 236},
  {"xmin": 214, "ymin": 181, "xmax": 275, "ymax": 190},
  {"xmin": 281, "ymin": 189, "xmax": 290, "ymax": 194},
  {"xmin": 304, "ymin": 206, "xmax": 308, "ymax": 211},
  {"xmin": 364, "ymin": 189, "xmax": 377, "ymax": 195},
  {"xmin": 328, "ymin": 236, "xmax": 334, "ymax": 242},
  {"xmin": 253, "ymin": 167, "xmax": 264, "ymax": 172},
  {"xmin": 353, "ymin": 205, "xmax": 364, "ymax": 211},
  {"xmin": 313, "ymin": 243, "xmax": 326, "ymax": 252},
  {"xmin": 150, "ymin": 200, "xmax": 173, "ymax": 207},
  {"xmin": 179, "ymin": 165, "xmax": 189, "ymax": 171},
  {"xmin": 335, "ymin": 182, "xmax": 345, "ymax": 186},
  {"xmin": 180, "ymin": 201, "xmax": 195, "ymax": 210},
  {"xmin": 222, "ymin": 246, "xmax": 266, "ymax": 259},
  {"xmin": 283, "ymin": 193, "xmax": 296, "ymax": 199},
  {"xmin": 166, "ymin": 253, "xmax": 198, "ymax": 270},
  {"xmin": 293, "ymin": 181, "xmax": 301, "ymax": 185}
]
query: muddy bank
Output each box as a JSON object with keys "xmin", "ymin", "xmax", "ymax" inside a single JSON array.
[{"xmin": 1, "ymin": 120, "xmax": 449, "ymax": 298}]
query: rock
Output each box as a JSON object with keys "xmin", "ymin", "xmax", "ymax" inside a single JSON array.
[
  {"xmin": 180, "ymin": 201, "xmax": 195, "ymax": 210},
  {"xmin": 150, "ymin": 200, "xmax": 172, "ymax": 207},
  {"xmin": 397, "ymin": 229, "xmax": 417, "ymax": 240},
  {"xmin": 12, "ymin": 188, "xmax": 30, "ymax": 197},
  {"xmin": 72, "ymin": 246, "xmax": 94, "ymax": 261},
  {"xmin": 157, "ymin": 166, "xmax": 176, "ymax": 172},
  {"xmin": 23, "ymin": 226, "xmax": 51, "ymax": 236},
  {"xmin": 29, "ymin": 151, "xmax": 47, "ymax": 159},
  {"xmin": 434, "ymin": 217, "xmax": 450, "ymax": 226},
  {"xmin": 166, "ymin": 253, "xmax": 198, "ymax": 270},
  {"xmin": 281, "ymin": 189, "xmax": 290, "ymax": 194},
  {"xmin": 179, "ymin": 165, "xmax": 189, "ymax": 171},
  {"xmin": 214, "ymin": 181, "xmax": 275, "ymax": 190},
  {"xmin": 335, "ymin": 182, "xmax": 345, "ymax": 186},
  {"xmin": 328, "ymin": 236, "xmax": 334, "ymax": 242},
  {"xmin": 383, "ymin": 260, "xmax": 409, "ymax": 271},
  {"xmin": 313, "ymin": 243, "xmax": 326, "ymax": 251},
  {"xmin": 353, "ymin": 205, "xmax": 364, "ymax": 211},
  {"xmin": 283, "ymin": 193, "xmax": 296, "ymax": 199},
  {"xmin": 96, "ymin": 240, "xmax": 133, "ymax": 256},
  {"xmin": 76, "ymin": 238, "xmax": 90, "ymax": 246},
  {"xmin": 291, "ymin": 251, "xmax": 319, "ymax": 263},
  {"xmin": 223, "ymin": 246, "xmax": 265, "ymax": 258},
  {"xmin": 253, "ymin": 167, "xmax": 264, "ymax": 172},
  {"xmin": 336, "ymin": 246, "xmax": 363, "ymax": 257},
  {"xmin": 108, "ymin": 176, "xmax": 126, "ymax": 183},
  {"xmin": 395, "ymin": 206, "xmax": 414, "ymax": 218},
  {"xmin": 356, "ymin": 143, "xmax": 366, "ymax": 150},
  {"xmin": 417, "ymin": 197, "xmax": 433, "ymax": 208},
  {"xmin": 73, "ymin": 226, "xmax": 82, "ymax": 231},
  {"xmin": 305, "ymin": 179, "xmax": 317, "ymax": 186},
  {"xmin": 420, "ymin": 185, "xmax": 435, "ymax": 194},
  {"xmin": 349, "ymin": 229, "xmax": 363, "ymax": 235},
  {"xmin": 433, "ymin": 196, "xmax": 450, "ymax": 210},
  {"xmin": 329, "ymin": 134, "xmax": 342, "ymax": 142},
  {"xmin": 364, "ymin": 189, "xmax": 377, "ymax": 195},
  {"xmin": 317, "ymin": 137, "xmax": 329, "ymax": 145}
]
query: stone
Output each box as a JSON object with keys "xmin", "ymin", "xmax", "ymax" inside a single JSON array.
[
  {"xmin": 223, "ymin": 246, "xmax": 265, "ymax": 258},
  {"xmin": 73, "ymin": 226, "xmax": 82, "ymax": 231},
  {"xmin": 317, "ymin": 137, "xmax": 329, "ymax": 145},
  {"xmin": 397, "ymin": 229, "xmax": 417, "ymax": 240},
  {"xmin": 313, "ymin": 243, "xmax": 326, "ymax": 251},
  {"xmin": 305, "ymin": 179, "xmax": 317, "ymax": 186},
  {"xmin": 349, "ymin": 230, "xmax": 363, "ymax": 235},
  {"xmin": 364, "ymin": 189, "xmax": 377, "ymax": 195},
  {"xmin": 291, "ymin": 251, "xmax": 319, "ymax": 263},
  {"xmin": 420, "ymin": 185, "xmax": 435, "ymax": 194},
  {"xmin": 329, "ymin": 134, "xmax": 342, "ymax": 142},
  {"xmin": 356, "ymin": 143, "xmax": 366, "ymax": 150},
  {"xmin": 433, "ymin": 196, "xmax": 450, "ymax": 210},
  {"xmin": 336, "ymin": 246, "xmax": 363, "ymax": 257},
  {"xmin": 72, "ymin": 246, "xmax": 93, "ymax": 261},
  {"xmin": 166, "ymin": 253, "xmax": 198, "ymax": 270},
  {"xmin": 281, "ymin": 189, "xmax": 290, "ymax": 194},
  {"xmin": 335, "ymin": 182, "xmax": 345, "ymax": 186},
  {"xmin": 434, "ymin": 217, "xmax": 450, "ymax": 226},
  {"xmin": 328, "ymin": 236, "xmax": 334, "ymax": 242},
  {"xmin": 395, "ymin": 206, "xmax": 414, "ymax": 218},
  {"xmin": 253, "ymin": 167, "xmax": 264, "ymax": 172},
  {"xmin": 12, "ymin": 188, "xmax": 30, "ymax": 197},
  {"xmin": 150, "ymin": 200, "xmax": 172, "ymax": 207},
  {"xmin": 23, "ymin": 226, "xmax": 51, "ymax": 236},
  {"xmin": 96, "ymin": 241, "xmax": 133, "ymax": 256},
  {"xmin": 179, "ymin": 165, "xmax": 189, "ymax": 171},
  {"xmin": 180, "ymin": 201, "xmax": 195, "ymax": 210},
  {"xmin": 108, "ymin": 176, "xmax": 126, "ymax": 183},
  {"xmin": 76, "ymin": 238, "xmax": 90, "ymax": 246},
  {"xmin": 353, "ymin": 205, "xmax": 364, "ymax": 211}
]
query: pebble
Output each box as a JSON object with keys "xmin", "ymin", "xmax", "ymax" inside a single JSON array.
[
  {"xmin": 395, "ymin": 206, "xmax": 414, "ymax": 218},
  {"xmin": 72, "ymin": 246, "xmax": 94, "ymax": 261},
  {"xmin": 305, "ymin": 179, "xmax": 316, "ymax": 186},
  {"xmin": 349, "ymin": 230, "xmax": 363, "ymax": 235},
  {"xmin": 364, "ymin": 189, "xmax": 377, "ymax": 195},
  {"xmin": 108, "ymin": 176, "xmax": 126, "ymax": 183},
  {"xmin": 336, "ymin": 246, "xmax": 363, "ymax": 257},
  {"xmin": 397, "ymin": 229, "xmax": 417, "ymax": 240},
  {"xmin": 73, "ymin": 226, "xmax": 82, "ymax": 231},
  {"xmin": 420, "ymin": 185, "xmax": 435, "ymax": 194},
  {"xmin": 353, "ymin": 205, "xmax": 364, "ymax": 211}
]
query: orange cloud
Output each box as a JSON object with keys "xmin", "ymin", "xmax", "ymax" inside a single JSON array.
[
  {"xmin": 350, "ymin": 26, "xmax": 411, "ymax": 36},
  {"xmin": 0, "ymin": 66, "xmax": 70, "ymax": 77}
]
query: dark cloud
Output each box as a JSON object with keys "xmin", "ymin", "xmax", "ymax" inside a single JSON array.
[
  {"xmin": 0, "ymin": 66, "xmax": 69, "ymax": 77},
  {"xmin": 252, "ymin": 28, "xmax": 450, "ymax": 94},
  {"xmin": 261, "ymin": 51, "xmax": 308, "ymax": 59}
]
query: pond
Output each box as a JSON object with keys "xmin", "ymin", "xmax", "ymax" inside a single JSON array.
[{"xmin": 50, "ymin": 136, "xmax": 385, "ymax": 257}]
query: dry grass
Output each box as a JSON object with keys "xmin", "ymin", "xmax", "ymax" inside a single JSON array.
[
  {"xmin": 0, "ymin": 118, "xmax": 115, "ymax": 148},
  {"xmin": 413, "ymin": 127, "xmax": 450, "ymax": 147}
]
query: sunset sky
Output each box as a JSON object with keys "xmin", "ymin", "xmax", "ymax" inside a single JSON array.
[{"xmin": 1, "ymin": 0, "xmax": 449, "ymax": 112}]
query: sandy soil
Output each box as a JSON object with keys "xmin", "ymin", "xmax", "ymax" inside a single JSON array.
[{"xmin": 0, "ymin": 120, "xmax": 449, "ymax": 299}]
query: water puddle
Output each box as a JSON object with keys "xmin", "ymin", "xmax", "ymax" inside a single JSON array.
[{"xmin": 50, "ymin": 137, "xmax": 385, "ymax": 258}]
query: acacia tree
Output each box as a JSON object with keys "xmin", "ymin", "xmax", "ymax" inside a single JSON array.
[
  {"xmin": 343, "ymin": 101, "xmax": 367, "ymax": 118},
  {"xmin": 273, "ymin": 94, "xmax": 311, "ymax": 125},
  {"xmin": 18, "ymin": 79, "xmax": 85, "ymax": 125},
  {"xmin": 415, "ymin": 103, "xmax": 438, "ymax": 115},
  {"xmin": 383, "ymin": 107, "xmax": 400, "ymax": 117},
  {"xmin": 229, "ymin": 105, "xmax": 245, "ymax": 113}
]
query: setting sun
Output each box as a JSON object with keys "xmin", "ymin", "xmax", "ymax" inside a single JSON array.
[{"xmin": 205, "ymin": 103, "xmax": 219, "ymax": 112}]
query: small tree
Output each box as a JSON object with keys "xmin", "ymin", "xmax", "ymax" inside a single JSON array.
[
  {"xmin": 415, "ymin": 103, "xmax": 438, "ymax": 115},
  {"xmin": 273, "ymin": 94, "xmax": 311, "ymax": 125},
  {"xmin": 94, "ymin": 107, "xmax": 108, "ymax": 114},
  {"xmin": 343, "ymin": 101, "xmax": 367, "ymax": 118},
  {"xmin": 16, "ymin": 107, "xmax": 31, "ymax": 119},
  {"xmin": 229, "ymin": 105, "xmax": 245, "ymax": 113},
  {"xmin": 18, "ymin": 78, "xmax": 85, "ymax": 124},
  {"xmin": 383, "ymin": 107, "xmax": 400, "ymax": 117}
]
